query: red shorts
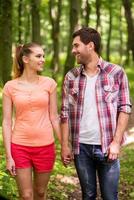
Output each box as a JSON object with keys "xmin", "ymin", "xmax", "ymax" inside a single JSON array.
[{"xmin": 11, "ymin": 143, "xmax": 56, "ymax": 172}]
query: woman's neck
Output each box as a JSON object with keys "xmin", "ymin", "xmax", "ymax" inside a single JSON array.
[{"xmin": 19, "ymin": 70, "xmax": 39, "ymax": 84}]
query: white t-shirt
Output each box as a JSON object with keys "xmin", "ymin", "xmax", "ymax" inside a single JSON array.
[{"xmin": 79, "ymin": 73, "xmax": 101, "ymax": 145}]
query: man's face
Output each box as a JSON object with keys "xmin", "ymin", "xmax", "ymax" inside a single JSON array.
[{"xmin": 72, "ymin": 36, "xmax": 91, "ymax": 65}]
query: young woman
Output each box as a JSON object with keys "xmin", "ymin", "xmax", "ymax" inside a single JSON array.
[{"xmin": 2, "ymin": 43, "xmax": 61, "ymax": 200}]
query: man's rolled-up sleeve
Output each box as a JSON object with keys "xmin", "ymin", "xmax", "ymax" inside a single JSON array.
[
  {"xmin": 60, "ymin": 75, "xmax": 69, "ymax": 123},
  {"xmin": 117, "ymin": 69, "xmax": 132, "ymax": 113}
]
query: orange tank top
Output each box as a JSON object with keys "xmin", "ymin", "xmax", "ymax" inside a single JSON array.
[{"xmin": 3, "ymin": 76, "xmax": 57, "ymax": 146}]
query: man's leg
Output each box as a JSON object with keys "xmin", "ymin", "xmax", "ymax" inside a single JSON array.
[
  {"xmin": 74, "ymin": 144, "xmax": 97, "ymax": 200},
  {"xmin": 98, "ymin": 159, "xmax": 120, "ymax": 200}
]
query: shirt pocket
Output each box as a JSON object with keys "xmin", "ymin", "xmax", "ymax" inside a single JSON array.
[
  {"xmin": 68, "ymin": 88, "xmax": 79, "ymax": 105},
  {"xmin": 103, "ymin": 84, "xmax": 119, "ymax": 103}
]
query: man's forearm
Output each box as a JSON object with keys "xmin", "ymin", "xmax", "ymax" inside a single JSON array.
[
  {"xmin": 113, "ymin": 112, "xmax": 129, "ymax": 144},
  {"xmin": 61, "ymin": 121, "xmax": 70, "ymax": 147}
]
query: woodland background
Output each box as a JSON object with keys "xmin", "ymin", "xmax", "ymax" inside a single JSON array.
[{"xmin": 0, "ymin": 0, "xmax": 134, "ymax": 199}]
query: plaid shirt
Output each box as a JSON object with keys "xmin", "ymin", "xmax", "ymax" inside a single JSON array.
[{"xmin": 61, "ymin": 58, "xmax": 132, "ymax": 154}]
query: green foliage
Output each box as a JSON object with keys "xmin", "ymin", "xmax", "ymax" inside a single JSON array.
[
  {"xmin": 1, "ymin": 133, "xmax": 134, "ymax": 199},
  {"xmin": 125, "ymin": 64, "xmax": 134, "ymax": 101},
  {"xmin": 0, "ymin": 94, "xmax": 2, "ymax": 126},
  {"xmin": 0, "ymin": 134, "xmax": 76, "ymax": 199},
  {"xmin": 0, "ymin": 57, "xmax": 134, "ymax": 199},
  {"xmin": 0, "ymin": 133, "xmax": 19, "ymax": 199},
  {"xmin": 119, "ymin": 144, "xmax": 134, "ymax": 200}
]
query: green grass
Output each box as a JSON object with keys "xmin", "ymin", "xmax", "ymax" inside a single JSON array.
[
  {"xmin": 0, "ymin": 59, "xmax": 134, "ymax": 199},
  {"xmin": 1, "ymin": 136, "xmax": 134, "ymax": 199},
  {"xmin": 119, "ymin": 144, "xmax": 134, "ymax": 200},
  {"xmin": 0, "ymin": 135, "xmax": 76, "ymax": 199},
  {"xmin": 125, "ymin": 67, "xmax": 134, "ymax": 100}
]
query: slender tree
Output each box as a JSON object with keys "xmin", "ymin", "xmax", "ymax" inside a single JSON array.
[
  {"xmin": 31, "ymin": 0, "xmax": 41, "ymax": 44},
  {"xmin": 106, "ymin": 3, "xmax": 112, "ymax": 61},
  {"xmin": 0, "ymin": 0, "xmax": 12, "ymax": 85},
  {"xmin": 96, "ymin": 0, "xmax": 101, "ymax": 31},
  {"xmin": 49, "ymin": 0, "xmax": 62, "ymax": 78},
  {"xmin": 24, "ymin": 3, "xmax": 31, "ymax": 43},
  {"xmin": 64, "ymin": 0, "xmax": 80, "ymax": 75},
  {"xmin": 18, "ymin": 0, "xmax": 23, "ymax": 43},
  {"xmin": 122, "ymin": 0, "xmax": 134, "ymax": 61},
  {"xmin": 81, "ymin": 0, "xmax": 91, "ymax": 27},
  {"xmin": 0, "ymin": 0, "xmax": 2, "ymax": 84},
  {"xmin": 119, "ymin": 5, "xmax": 123, "ymax": 64}
]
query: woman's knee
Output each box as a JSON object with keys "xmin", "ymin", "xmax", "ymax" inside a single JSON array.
[
  {"xmin": 20, "ymin": 190, "xmax": 33, "ymax": 200},
  {"xmin": 34, "ymin": 187, "xmax": 46, "ymax": 198}
]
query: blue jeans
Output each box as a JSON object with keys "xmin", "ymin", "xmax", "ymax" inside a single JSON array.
[{"xmin": 74, "ymin": 144, "xmax": 120, "ymax": 200}]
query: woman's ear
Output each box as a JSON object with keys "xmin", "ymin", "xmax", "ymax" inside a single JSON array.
[{"xmin": 22, "ymin": 55, "xmax": 29, "ymax": 64}]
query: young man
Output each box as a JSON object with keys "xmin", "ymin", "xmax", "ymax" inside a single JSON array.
[{"xmin": 61, "ymin": 27, "xmax": 131, "ymax": 200}]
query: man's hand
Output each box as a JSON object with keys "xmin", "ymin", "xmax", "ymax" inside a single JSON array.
[
  {"xmin": 61, "ymin": 145, "xmax": 73, "ymax": 167},
  {"xmin": 107, "ymin": 140, "xmax": 120, "ymax": 160},
  {"xmin": 107, "ymin": 112, "xmax": 129, "ymax": 161}
]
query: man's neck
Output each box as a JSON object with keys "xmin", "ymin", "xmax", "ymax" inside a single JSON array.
[{"xmin": 84, "ymin": 54, "xmax": 100, "ymax": 77}]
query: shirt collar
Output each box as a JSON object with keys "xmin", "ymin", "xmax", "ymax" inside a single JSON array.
[
  {"xmin": 74, "ymin": 57, "xmax": 104, "ymax": 77},
  {"xmin": 97, "ymin": 57, "xmax": 105, "ymax": 70}
]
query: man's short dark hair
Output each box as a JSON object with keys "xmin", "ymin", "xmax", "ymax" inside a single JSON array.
[{"xmin": 72, "ymin": 27, "xmax": 101, "ymax": 54}]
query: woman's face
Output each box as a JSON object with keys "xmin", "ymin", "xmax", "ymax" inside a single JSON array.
[{"xmin": 24, "ymin": 46, "xmax": 45, "ymax": 72}]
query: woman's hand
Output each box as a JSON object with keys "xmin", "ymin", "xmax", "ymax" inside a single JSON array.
[
  {"xmin": 6, "ymin": 157, "xmax": 16, "ymax": 176},
  {"xmin": 61, "ymin": 145, "xmax": 73, "ymax": 167}
]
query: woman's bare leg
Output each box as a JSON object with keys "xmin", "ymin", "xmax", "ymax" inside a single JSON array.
[
  {"xmin": 15, "ymin": 168, "xmax": 33, "ymax": 200},
  {"xmin": 33, "ymin": 171, "xmax": 51, "ymax": 200}
]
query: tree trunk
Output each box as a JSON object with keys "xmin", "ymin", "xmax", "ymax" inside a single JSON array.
[
  {"xmin": 0, "ymin": 0, "xmax": 12, "ymax": 86},
  {"xmin": 119, "ymin": 5, "xmax": 123, "ymax": 64},
  {"xmin": 31, "ymin": 0, "xmax": 41, "ymax": 44},
  {"xmin": 122, "ymin": 0, "xmax": 134, "ymax": 61},
  {"xmin": 81, "ymin": 0, "xmax": 91, "ymax": 27},
  {"xmin": 96, "ymin": 0, "xmax": 101, "ymax": 31},
  {"xmin": 106, "ymin": 3, "xmax": 112, "ymax": 62},
  {"xmin": 49, "ymin": 0, "xmax": 62, "ymax": 78},
  {"xmin": 18, "ymin": 0, "xmax": 23, "ymax": 44},
  {"xmin": 24, "ymin": 4, "xmax": 31, "ymax": 43},
  {"xmin": 64, "ymin": 0, "xmax": 80, "ymax": 76},
  {"xmin": 0, "ymin": 0, "xmax": 2, "ymax": 84}
]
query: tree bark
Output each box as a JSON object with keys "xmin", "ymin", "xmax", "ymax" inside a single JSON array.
[
  {"xmin": 81, "ymin": 0, "xmax": 91, "ymax": 27},
  {"xmin": 119, "ymin": 5, "xmax": 123, "ymax": 64},
  {"xmin": 31, "ymin": 0, "xmax": 41, "ymax": 44},
  {"xmin": 122, "ymin": 0, "xmax": 134, "ymax": 61},
  {"xmin": 64, "ymin": 0, "xmax": 80, "ymax": 76},
  {"xmin": 106, "ymin": 3, "xmax": 112, "ymax": 61},
  {"xmin": 18, "ymin": 0, "xmax": 23, "ymax": 44},
  {"xmin": 96, "ymin": 0, "xmax": 101, "ymax": 31},
  {"xmin": 49, "ymin": 0, "xmax": 62, "ymax": 78},
  {"xmin": 23, "ymin": 3, "xmax": 31, "ymax": 43},
  {"xmin": 0, "ymin": 0, "xmax": 12, "ymax": 86},
  {"xmin": 0, "ymin": 0, "xmax": 2, "ymax": 84}
]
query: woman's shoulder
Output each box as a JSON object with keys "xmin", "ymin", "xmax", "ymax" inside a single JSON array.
[
  {"xmin": 3, "ymin": 79, "xmax": 18, "ymax": 96},
  {"xmin": 39, "ymin": 76, "xmax": 57, "ymax": 93},
  {"xmin": 4, "ymin": 79, "xmax": 18, "ymax": 87},
  {"xmin": 39, "ymin": 75, "xmax": 56, "ymax": 84}
]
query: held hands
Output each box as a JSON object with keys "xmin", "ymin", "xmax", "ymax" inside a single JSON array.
[
  {"xmin": 6, "ymin": 157, "xmax": 16, "ymax": 176},
  {"xmin": 107, "ymin": 140, "xmax": 121, "ymax": 160},
  {"xmin": 61, "ymin": 145, "xmax": 73, "ymax": 167}
]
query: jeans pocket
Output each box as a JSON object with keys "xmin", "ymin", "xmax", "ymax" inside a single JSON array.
[{"xmin": 93, "ymin": 146, "xmax": 105, "ymax": 161}]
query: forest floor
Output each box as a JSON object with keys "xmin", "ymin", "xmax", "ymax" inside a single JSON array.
[{"xmin": 67, "ymin": 103, "xmax": 134, "ymax": 200}]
